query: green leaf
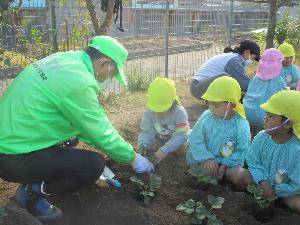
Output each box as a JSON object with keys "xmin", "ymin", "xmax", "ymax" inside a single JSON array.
[
  {"xmin": 149, "ymin": 173, "xmax": 161, "ymax": 190},
  {"xmin": 196, "ymin": 201, "xmax": 205, "ymax": 208},
  {"xmin": 144, "ymin": 195, "xmax": 151, "ymax": 206},
  {"xmin": 208, "ymin": 195, "xmax": 225, "ymax": 209},
  {"xmin": 141, "ymin": 191, "xmax": 148, "ymax": 197},
  {"xmin": 247, "ymin": 184, "xmax": 256, "ymax": 194},
  {"xmin": 184, "ymin": 208, "xmax": 195, "ymax": 214},
  {"xmin": 130, "ymin": 176, "xmax": 145, "ymax": 186},
  {"xmin": 191, "ymin": 218, "xmax": 203, "ymax": 224},
  {"xmin": 176, "ymin": 203, "xmax": 187, "ymax": 211},
  {"xmin": 184, "ymin": 199, "xmax": 196, "ymax": 208},
  {"xmin": 195, "ymin": 208, "xmax": 207, "ymax": 220},
  {"xmin": 148, "ymin": 191, "xmax": 155, "ymax": 197},
  {"xmin": 3, "ymin": 58, "xmax": 11, "ymax": 66},
  {"xmin": 209, "ymin": 177, "xmax": 218, "ymax": 186}
]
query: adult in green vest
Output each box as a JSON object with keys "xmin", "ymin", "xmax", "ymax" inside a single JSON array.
[{"xmin": 0, "ymin": 36, "xmax": 154, "ymax": 222}]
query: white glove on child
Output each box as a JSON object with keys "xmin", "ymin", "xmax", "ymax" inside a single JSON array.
[{"xmin": 131, "ymin": 153, "xmax": 154, "ymax": 173}]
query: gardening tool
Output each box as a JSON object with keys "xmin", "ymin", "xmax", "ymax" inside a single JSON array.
[{"xmin": 100, "ymin": 166, "xmax": 122, "ymax": 188}]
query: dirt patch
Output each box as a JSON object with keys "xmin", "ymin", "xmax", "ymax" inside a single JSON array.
[{"xmin": 1, "ymin": 79, "xmax": 300, "ymax": 225}]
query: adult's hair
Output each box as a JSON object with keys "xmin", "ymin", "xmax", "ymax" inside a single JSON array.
[
  {"xmin": 83, "ymin": 47, "xmax": 106, "ymax": 62},
  {"xmin": 223, "ymin": 40, "xmax": 261, "ymax": 61}
]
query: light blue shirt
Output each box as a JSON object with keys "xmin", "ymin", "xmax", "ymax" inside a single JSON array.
[
  {"xmin": 247, "ymin": 131, "xmax": 300, "ymax": 198},
  {"xmin": 187, "ymin": 110, "xmax": 251, "ymax": 167},
  {"xmin": 243, "ymin": 75, "xmax": 286, "ymax": 126},
  {"xmin": 280, "ymin": 64, "xmax": 300, "ymax": 88},
  {"xmin": 193, "ymin": 53, "xmax": 249, "ymax": 91}
]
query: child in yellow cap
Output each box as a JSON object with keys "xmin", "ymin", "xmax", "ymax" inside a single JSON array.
[
  {"xmin": 278, "ymin": 43, "xmax": 300, "ymax": 89},
  {"xmin": 187, "ymin": 76, "xmax": 251, "ymax": 184},
  {"xmin": 138, "ymin": 77, "xmax": 190, "ymax": 165},
  {"xmin": 238, "ymin": 90, "xmax": 300, "ymax": 214}
]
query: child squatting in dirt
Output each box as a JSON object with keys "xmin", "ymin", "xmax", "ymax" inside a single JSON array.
[
  {"xmin": 234, "ymin": 90, "xmax": 300, "ymax": 214},
  {"xmin": 186, "ymin": 76, "xmax": 251, "ymax": 184},
  {"xmin": 138, "ymin": 77, "xmax": 190, "ymax": 165}
]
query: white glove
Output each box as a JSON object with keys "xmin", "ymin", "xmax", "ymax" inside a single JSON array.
[{"xmin": 131, "ymin": 153, "xmax": 154, "ymax": 173}]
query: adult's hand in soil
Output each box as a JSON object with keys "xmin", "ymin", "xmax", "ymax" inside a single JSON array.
[
  {"xmin": 217, "ymin": 164, "xmax": 227, "ymax": 181},
  {"xmin": 132, "ymin": 153, "xmax": 154, "ymax": 173},
  {"xmin": 203, "ymin": 159, "xmax": 218, "ymax": 176},
  {"xmin": 260, "ymin": 181, "xmax": 274, "ymax": 198}
]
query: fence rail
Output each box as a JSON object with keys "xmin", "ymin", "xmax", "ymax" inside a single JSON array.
[{"xmin": 1, "ymin": 0, "xmax": 271, "ymax": 95}]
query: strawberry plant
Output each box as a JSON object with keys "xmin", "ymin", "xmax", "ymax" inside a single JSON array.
[
  {"xmin": 187, "ymin": 168, "xmax": 218, "ymax": 186},
  {"xmin": 130, "ymin": 173, "xmax": 161, "ymax": 206},
  {"xmin": 247, "ymin": 185, "xmax": 278, "ymax": 209},
  {"xmin": 247, "ymin": 184, "xmax": 277, "ymax": 222},
  {"xmin": 176, "ymin": 195, "xmax": 224, "ymax": 225}
]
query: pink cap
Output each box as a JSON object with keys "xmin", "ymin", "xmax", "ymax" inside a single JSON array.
[
  {"xmin": 296, "ymin": 80, "xmax": 300, "ymax": 91},
  {"xmin": 257, "ymin": 48, "xmax": 284, "ymax": 80}
]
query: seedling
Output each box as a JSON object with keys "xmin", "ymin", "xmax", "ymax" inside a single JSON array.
[
  {"xmin": 187, "ymin": 168, "xmax": 218, "ymax": 186},
  {"xmin": 247, "ymin": 185, "xmax": 278, "ymax": 209},
  {"xmin": 139, "ymin": 147, "xmax": 157, "ymax": 163},
  {"xmin": 176, "ymin": 195, "xmax": 224, "ymax": 225},
  {"xmin": 130, "ymin": 173, "xmax": 161, "ymax": 206},
  {"xmin": 0, "ymin": 207, "xmax": 7, "ymax": 224},
  {"xmin": 247, "ymin": 184, "xmax": 277, "ymax": 222}
]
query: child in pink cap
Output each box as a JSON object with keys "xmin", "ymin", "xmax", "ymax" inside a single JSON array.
[{"xmin": 243, "ymin": 48, "xmax": 286, "ymax": 128}]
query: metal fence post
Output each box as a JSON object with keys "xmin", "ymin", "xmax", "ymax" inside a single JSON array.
[
  {"xmin": 50, "ymin": 0, "xmax": 58, "ymax": 52},
  {"xmin": 228, "ymin": 0, "xmax": 234, "ymax": 48},
  {"xmin": 164, "ymin": 0, "xmax": 170, "ymax": 78}
]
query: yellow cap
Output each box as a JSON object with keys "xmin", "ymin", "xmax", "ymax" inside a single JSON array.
[
  {"xmin": 202, "ymin": 76, "xmax": 245, "ymax": 118},
  {"xmin": 260, "ymin": 90, "xmax": 300, "ymax": 139},
  {"xmin": 147, "ymin": 77, "xmax": 179, "ymax": 112},
  {"xmin": 278, "ymin": 43, "xmax": 295, "ymax": 58}
]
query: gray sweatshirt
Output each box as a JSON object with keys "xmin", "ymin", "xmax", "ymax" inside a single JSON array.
[{"xmin": 138, "ymin": 105, "xmax": 189, "ymax": 154}]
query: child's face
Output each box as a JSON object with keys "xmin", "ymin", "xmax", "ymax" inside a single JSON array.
[
  {"xmin": 282, "ymin": 57, "xmax": 294, "ymax": 67},
  {"xmin": 208, "ymin": 101, "xmax": 234, "ymax": 119},
  {"xmin": 264, "ymin": 112, "xmax": 289, "ymax": 135}
]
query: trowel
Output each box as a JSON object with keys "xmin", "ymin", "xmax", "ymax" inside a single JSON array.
[{"xmin": 99, "ymin": 166, "xmax": 122, "ymax": 188}]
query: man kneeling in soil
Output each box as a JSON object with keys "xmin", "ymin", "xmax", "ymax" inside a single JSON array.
[{"xmin": 0, "ymin": 36, "xmax": 154, "ymax": 222}]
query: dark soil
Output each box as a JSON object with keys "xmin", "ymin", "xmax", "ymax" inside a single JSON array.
[{"xmin": 1, "ymin": 80, "xmax": 300, "ymax": 225}]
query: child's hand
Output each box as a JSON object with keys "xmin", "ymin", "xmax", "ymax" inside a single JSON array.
[
  {"xmin": 138, "ymin": 145, "xmax": 149, "ymax": 156},
  {"xmin": 217, "ymin": 164, "xmax": 227, "ymax": 181},
  {"xmin": 203, "ymin": 159, "xmax": 218, "ymax": 176},
  {"xmin": 154, "ymin": 149, "xmax": 166, "ymax": 165},
  {"xmin": 259, "ymin": 181, "xmax": 275, "ymax": 198}
]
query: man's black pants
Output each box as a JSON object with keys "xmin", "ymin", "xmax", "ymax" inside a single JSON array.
[{"xmin": 0, "ymin": 147, "xmax": 105, "ymax": 194}]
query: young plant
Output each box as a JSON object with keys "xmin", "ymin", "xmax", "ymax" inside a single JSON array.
[
  {"xmin": 176, "ymin": 195, "xmax": 224, "ymax": 225},
  {"xmin": 0, "ymin": 207, "xmax": 7, "ymax": 224},
  {"xmin": 187, "ymin": 168, "xmax": 218, "ymax": 186},
  {"xmin": 247, "ymin": 184, "xmax": 278, "ymax": 209},
  {"xmin": 130, "ymin": 173, "xmax": 161, "ymax": 206}
]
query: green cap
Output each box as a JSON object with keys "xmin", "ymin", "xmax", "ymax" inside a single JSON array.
[{"xmin": 88, "ymin": 36, "xmax": 128, "ymax": 85}]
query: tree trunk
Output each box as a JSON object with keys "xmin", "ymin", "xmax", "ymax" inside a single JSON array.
[
  {"xmin": 99, "ymin": 0, "xmax": 115, "ymax": 35},
  {"xmin": 85, "ymin": 0, "xmax": 115, "ymax": 36},
  {"xmin": 265, "ymin": 0, "xmax": 280, "ymax": 49},
  {"xmin": 85, "ymin": 0, "xmax": 101, "ymax": 35}
]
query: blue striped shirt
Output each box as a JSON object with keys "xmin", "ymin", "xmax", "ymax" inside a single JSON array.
[
  {"xmin": 187, "ymin": 110, "xmax": 251, "ymax": 167},
  {"xmin": 247, "ymin": 131, "xmax": 300, "ymax": 198}
]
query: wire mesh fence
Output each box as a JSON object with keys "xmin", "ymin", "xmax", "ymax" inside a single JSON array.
[{"xmin": 0, "ymin": 0, "xmax": 271, "ymax": 95}]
